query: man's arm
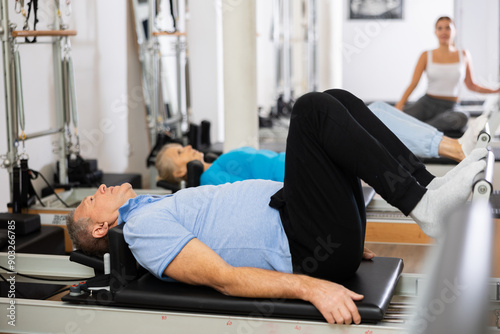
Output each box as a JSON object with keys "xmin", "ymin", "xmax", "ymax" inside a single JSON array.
[{"xmin": 164, "ymin": 238, "xmax": 364, "ymax": 324}]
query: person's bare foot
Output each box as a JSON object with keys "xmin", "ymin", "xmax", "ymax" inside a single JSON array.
[{"xmin": 438, "ymin": 136, "xmax": 466, "ymax": 162}]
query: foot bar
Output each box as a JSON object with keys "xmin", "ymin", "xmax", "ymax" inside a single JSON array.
[
  {"xmin": 475, "ymin": 123, "xmax": 491, "ymax": 149},
  {"xmin": 472, "ymin": 150, "xmax": 495, "ymax": 201}
]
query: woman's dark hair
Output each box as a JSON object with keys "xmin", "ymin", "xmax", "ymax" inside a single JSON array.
[{"xmin": 435, "ymin": 16, "xmax": 454, "ymax": 27}]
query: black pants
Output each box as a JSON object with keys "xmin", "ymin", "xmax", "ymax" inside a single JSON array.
[{"xmin": 270, "ymin": 89, "xmax": 434, "ymax": 282}]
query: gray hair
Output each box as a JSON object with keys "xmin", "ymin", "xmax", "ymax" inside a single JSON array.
[{"xmin": 66, "ymin": 209, "xmax": 109, "ymax": 257}]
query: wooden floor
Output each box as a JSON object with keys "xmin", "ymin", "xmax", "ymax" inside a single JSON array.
[{"xmin": 365, "ymin": 242, "xmax": 432, "ymax": 274}]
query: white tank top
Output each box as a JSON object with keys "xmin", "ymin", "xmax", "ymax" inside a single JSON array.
[{"xmin": 426, "ymin": 50, "xmax": 466, "ymax": 97}]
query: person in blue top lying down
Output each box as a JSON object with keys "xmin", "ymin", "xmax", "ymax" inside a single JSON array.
[
  {"xmin": 156, "ymin": 95, "xmax": 488, "ymax": 186},
  {"xmin": 67, "ymin": 89, "xmax": 486, "ymax": 325}
]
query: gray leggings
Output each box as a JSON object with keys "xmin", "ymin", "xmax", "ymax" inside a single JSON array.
[{"xmin": 404, "ymin": 95, "xmax": 469, "ymax": 132}]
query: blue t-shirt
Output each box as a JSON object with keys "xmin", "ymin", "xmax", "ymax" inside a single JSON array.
[
  {"xmin": 118, "ymin": 179, "xmax": 292, "ymax": 280},
  {"xmin": 200, "ymin": 147, "xmax": 286, "ymax": 185}
]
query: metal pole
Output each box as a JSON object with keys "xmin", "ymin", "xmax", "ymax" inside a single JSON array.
[
  {"xmin": 273, "ymin": 0, "xmax": 281, "ymax": 102},
  {"xmin": 52, "ymin": 9, "xmax": 68, "ymax": 185},
  {"xmin": 1, "ymin": 0, "xmax": 16, "ymax": 203},
  {"xmin": 307, "ymin": 0, "xmax": 317, "ymax": 92},
  {"xmin": 174, "ymin": 0, "xmax": 184, "ymax": 138},
  {"xmin": 23, "ymin": 127, "xmax": 64, "ymax": 140},
  {"xmin": 282, "ymin": 0, "xmax": 291, "ymax": 104},
  {"xmin": 148, "ymin": 0, "xmax": 159, "ymax": 145}
]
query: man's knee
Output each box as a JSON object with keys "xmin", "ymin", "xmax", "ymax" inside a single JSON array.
[
  {"xmin": 323, "ymin": 88, "xmax": 356, "ymax": 101},
  {"xmin": 292, "ymin": 92, "xmax": 331, "ymax": 116}
]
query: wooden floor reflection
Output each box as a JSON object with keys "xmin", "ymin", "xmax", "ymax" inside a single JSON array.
[{"xmin": 364, "ymin": 242, "xmax": 432, "ymax": 274}]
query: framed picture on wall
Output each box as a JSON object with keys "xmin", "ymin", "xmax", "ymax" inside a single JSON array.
[{"xmin": 349, "ymin": 0, "xmax": 403, "ymax": 20}]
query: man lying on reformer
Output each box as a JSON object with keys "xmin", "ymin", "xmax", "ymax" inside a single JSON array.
[
  {"xmin": 156, "ymin": 93, "xmax": 489, "ymax": 186},
  {"xmin": 66, "ymin": 89, "xmax": 487, "ymax": 325}
]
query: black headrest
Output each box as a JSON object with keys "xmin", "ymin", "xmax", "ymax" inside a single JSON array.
[
  {"xmin": 156, "ymin": 179, "xmax": 181, "ymax": 193},
  {"xmin": 186, "ymin": 160, "xmax": 204, "ymax": 187},
  {"xmin": 109, "ymin": 224, "xmax": 140, "ymax": 293},
  {"xmin": 69, "ymin": 250, "xmax": 105, "ymax": 275}
]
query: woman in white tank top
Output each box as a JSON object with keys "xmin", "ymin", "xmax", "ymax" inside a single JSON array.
[{"xmin": 396, "ymin": 16, "xmax": 500, "ymax": 132}]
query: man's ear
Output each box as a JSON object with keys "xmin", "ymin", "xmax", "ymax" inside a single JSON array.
[{"xmin": 91, "ymin": 222, "xmax": 110, "ymax": 239}]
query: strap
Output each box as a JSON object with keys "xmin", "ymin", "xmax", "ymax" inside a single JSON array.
[
  {"xmin": 23, "ymin": 0, "xmax": 39, "ymax": 43},
  {"xmin": 169, "ymin": 0, "xmax": 177, "ymax": 32}
]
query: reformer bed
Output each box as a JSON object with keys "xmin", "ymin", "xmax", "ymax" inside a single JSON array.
[{"xmin": 62, "ymin": 225, "xmax": 403, "ymax": 324}]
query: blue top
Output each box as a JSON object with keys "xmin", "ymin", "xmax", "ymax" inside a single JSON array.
[
  {"xmin": 118, "ymin": 179, "xmax": 292, "ymax": 280},
  {"xmin": 200, "ymin": 147, "xmax": 286, "ymax": 185}
]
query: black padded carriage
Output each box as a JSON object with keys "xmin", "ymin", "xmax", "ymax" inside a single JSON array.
[{"xmin": 63, "ymin": 225, "xmax": 403, "ymax": 323}]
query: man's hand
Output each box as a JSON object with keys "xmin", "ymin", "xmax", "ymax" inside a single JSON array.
[{"xmin": 303, "ymin": 277, "xmax": 363, "ymax": 324}]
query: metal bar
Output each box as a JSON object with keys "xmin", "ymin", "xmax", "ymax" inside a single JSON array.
[
  {"xmin": 148, "ymin": 0, "xmax": 159, "ymax": 145},
  {"xmin": 62, "ymin": 57, "xmax": 71, "ymax": 128},
  {"xmin": 475, "ymin": 123, "xmax": 491, "ymax": 149},
  {"xmin": 67, "ymin": 55, "xmax": 78, "ymax": 130},
  {"xmin": 472, "ymin": 150, "xmax": 495, "ymax": 201},
  {"xmin": 307, "ymin": 0, "xmax": 317, "ymax": 92},
  {"xmin": 282, "ymin": 0, "xmax": 291, "ymax": 103},
  {"xmin": 52, "ymin": 10, "xmax": 68, "ymax": 185},
  {"xmin": 22, "ymin": 127, "xmax": 64, "ymax": 140},
  {"xmin": 1, "ymin": 0, "xmax": 17, "ymax": 203},
  {"xmin": 151, "ymin": 38, "xmax": 160, "ymax": 136},
  {"xmin": 13, "ymin": 49, "xmax": 25, "ymax": 135},
  {"xmin": 152, "ymin": 31, "xmax": 186, "ymax": 37},
  {"xmin": 174, "ymin": 1, "xmax": 184, "ymax": 138},
  {"xmin": 273, "ymin": 0, "xmax": 281, "ymax": 100},
  {"xmin": 13, "ymin": 40, "xmax": 62, "ymax": 45}
]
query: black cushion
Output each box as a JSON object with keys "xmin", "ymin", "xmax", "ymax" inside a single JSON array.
[
  {"xmin": 113, "ymin": 257, "xmax": 402, "ymax": 323},
  {"xmin": 66, "ymin": 225, "xmax": 403, "ymax": 323},
  {"xmin": 0, "ymin": 225, "xmax": 65, "ymax": 255},
  {"xmin": 0, "ymin": 213, "xmax": 41, "ymax": 235}
]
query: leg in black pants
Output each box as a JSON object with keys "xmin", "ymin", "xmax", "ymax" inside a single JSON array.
[{"xmin": 271, "ymin": 90, "xmax": 432, "ymax": 282}]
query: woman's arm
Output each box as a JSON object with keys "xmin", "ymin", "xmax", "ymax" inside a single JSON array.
[
  {"xmin": 395, "ymin": 51, "xmax": 428, "ymax": 110},
  {"xmin": 164, "ymin": 238, "xmax": 364, "ymax": 324},
  {"xmin": 463, "ymin": 50, "xmax": 500, "ymax": 94}
]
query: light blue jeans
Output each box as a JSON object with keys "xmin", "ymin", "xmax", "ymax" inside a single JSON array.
[{"xmin": 368, "ymin": 101, "xmax": 444, "ymax": 158}]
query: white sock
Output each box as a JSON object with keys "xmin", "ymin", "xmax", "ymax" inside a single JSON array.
[
  {"xmin": 458, "ymin": 115, "xmax": 488, "ymax": 156},
  {"xmin": 410, "ymin": 160, "xmax": 486, "ymax": 238},
  {"xmin": 427, "ymin": 148, "xmax": 488, "ymax": 190}
]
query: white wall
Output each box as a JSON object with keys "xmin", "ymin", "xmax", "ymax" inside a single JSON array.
[
  {"xmin": 187, "ymin": 0, "xmax": 224, "ymax": 143},
  {"xmin": 342, "ymin": 0, "xmax": 454, "ymax": 102},
  {"xmin": 455, "ymin": 0, "xmax": 500, "ymax": 101}
]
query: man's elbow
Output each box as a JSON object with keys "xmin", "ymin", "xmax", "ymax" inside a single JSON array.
[{"xmin": 208, "ymin": 267, "xmax": 238, "ymax": 296}]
